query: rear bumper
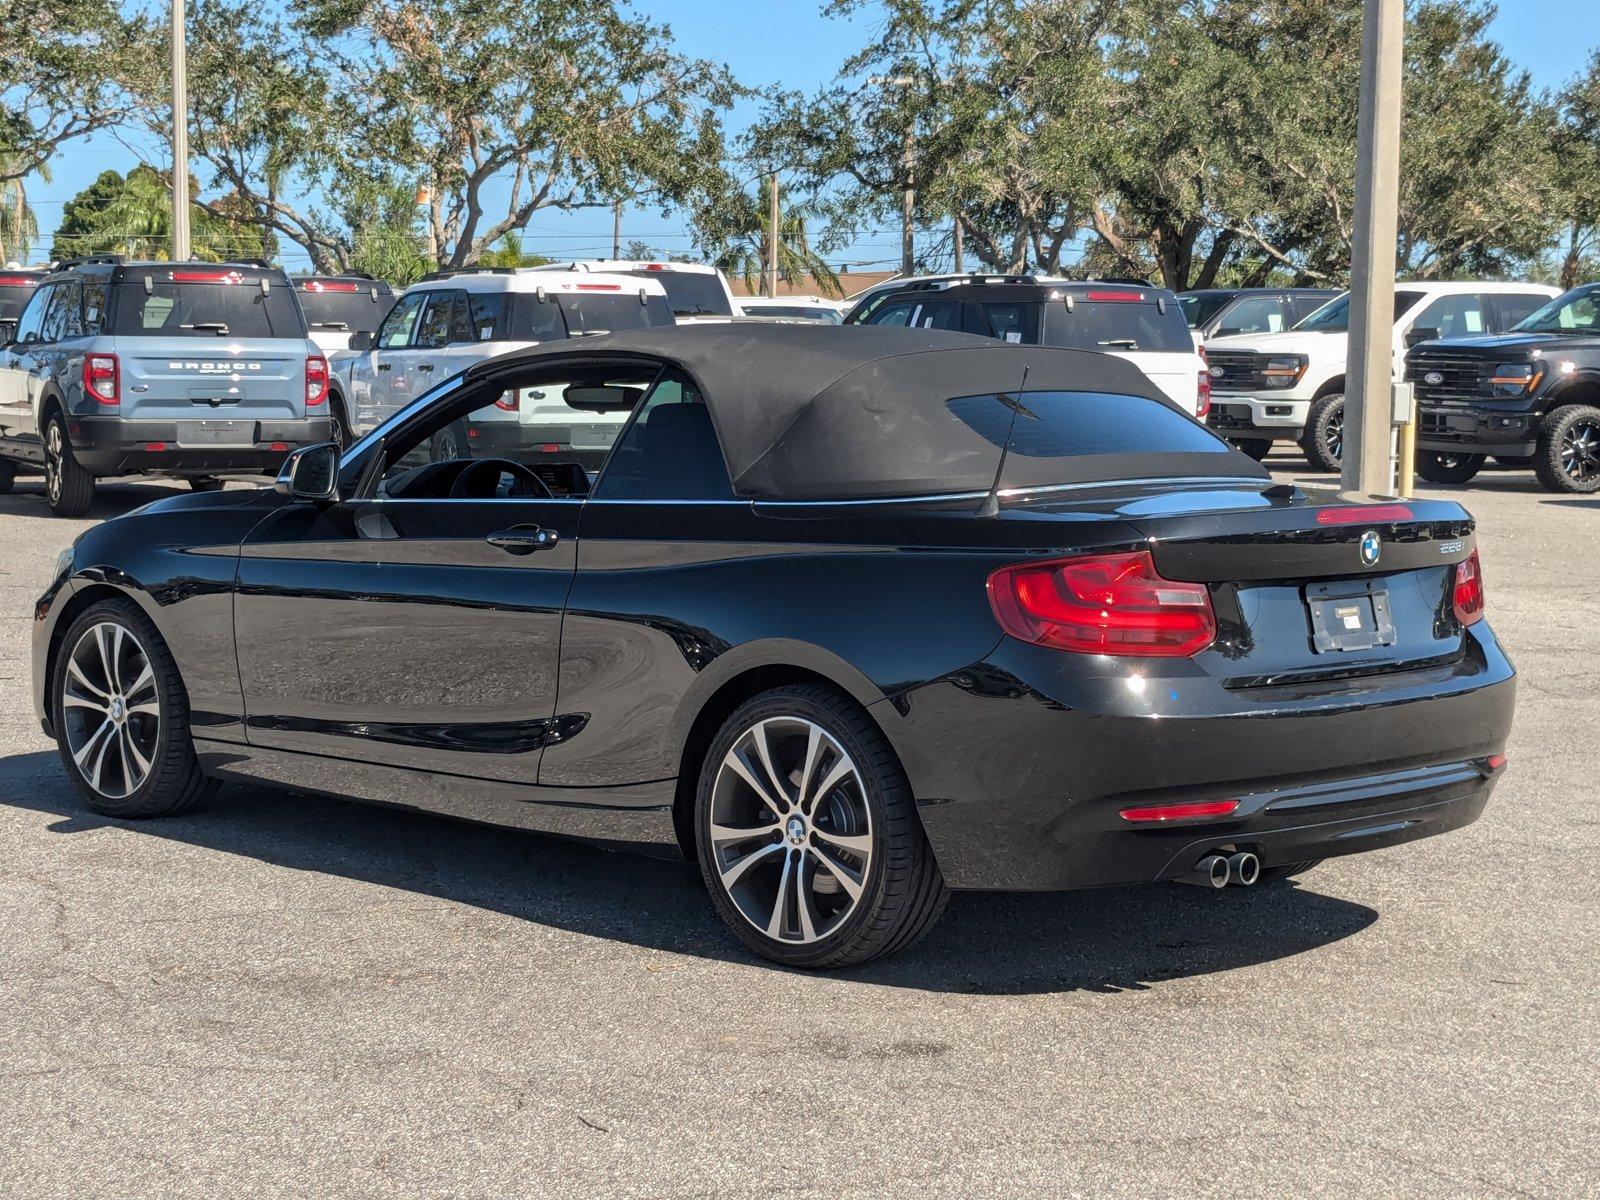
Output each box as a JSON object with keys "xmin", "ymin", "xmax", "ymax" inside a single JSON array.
[
  {"xmin": 885, "ymin": 627, "xmax": 1516, "ymax": 891},
  {"xmin": 1416, "ymin": 405, "xmax": 1540, "ymax": 457},
  {"xmin": 69, "ymin": 414, "xmax": 332, "ymax": 476}
]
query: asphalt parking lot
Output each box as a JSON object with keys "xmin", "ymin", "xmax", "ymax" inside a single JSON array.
[{"xmin": 1, "ymin": 460, "xmax": 1595, "ymax": 1199}]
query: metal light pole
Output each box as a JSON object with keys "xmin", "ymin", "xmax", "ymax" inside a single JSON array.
[
  {"xmin": 1341, "ymin": 0, "xmax": 1405, "ymax": 496},
  {"xmin": 765, "ymin": 172, "xmax": 780, "ymax": 298},
  {"xmin": 952, "ymin": 215, "xmax": 963, "ymax": 273},
  {"xmin": 612, "ymin": 198, "xmax": 622, "ymax": 259},
  {"xmin": 900, "ymin": 128, "xmax": 915, "ymax": 276},
  {"xmin": 170, "ymin": 0, "xmax": 191, "ymax": 262}
]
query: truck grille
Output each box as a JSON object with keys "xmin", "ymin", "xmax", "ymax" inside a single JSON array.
[
  {"xmin": 1205, "ymin": 351, "xmax": 1269, "ymax": 391},
  {"xmin": 1406, "ymin": 353, "xmax": 1494, "ymax": 403}
]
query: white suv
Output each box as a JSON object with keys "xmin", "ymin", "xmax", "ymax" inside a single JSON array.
[
  {"xmin": 1203, "ymin": 280, "xmax": 1559, "ymax": 468},
  {"xmin": 526, "ymin": 260, "xmax": 737, "ymax": 319},
  {"xmin": 328, "ymin": 268, "xmax": 673, "ymax": 468}
]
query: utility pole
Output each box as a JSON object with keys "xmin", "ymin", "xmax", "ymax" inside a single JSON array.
[
  {"xmin": 766, "ymin": 171, "xmax": 780, "ymax": 299},
  {"xmin": 952, "ymin": 215, "xmax": 964, "ymax": 273},
  {"xmin": 612, "ymin": 198, "xmax": 622, "ymax": 259},
  {"xmin": 169, "ymin": 0, "xmax": 191, "ymax": 262},
  {"xmin": 1341, "ymin": 0, "xmax": 1405, "ymax": 496},
  {"xmin": 900, "ymin": 128, "xmax": 915, "ymax": 276}
]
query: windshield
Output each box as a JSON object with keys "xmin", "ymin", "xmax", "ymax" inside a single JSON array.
[
  {"xmin": 1178, "ymin": 293, "xmax": 1233, "ymax": 328},
  {"xmin": 297, "ymin": 285, "xmax": 391, "ymax": 336},
  {"xmin": 1295, "ymin": 290, "xmax": 1423, "ymax": 333},
  {"xmin": 618, "ymin": 269, "xmax": 731, "ymax": 317},
  {"xmin": 110, "ymin": 278, "xmax": 306, "ymax": 339},
  {"xmin": 1512, "ymin": 288, "xmax": 1600, "ymax": 335}
]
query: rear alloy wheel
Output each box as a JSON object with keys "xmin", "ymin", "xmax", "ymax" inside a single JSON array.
[
  {"xmin": 1533, "ymin": 404, "xmax": 1600, "ymax": 494},
  {"xmin": 696, "ymin": 686, "xmax": 947, "ymax": 968},
  {"xmin": 1414, "ymin": 451, "xmax": 1484, "ymax": 486},
  {"xmin": 430, "ymin": 422, "xmax": 466, "ymax": 462},
  {"xmin": 330, "ymin": 398, "xmax": 353, "ymax": 451},
  {"xmin": 1302, "ymin": 392, "xmax": 1345, "ymax": 473},
  {"xmin": 50, "ymin": 600, "xmax": 215, "ymax": 818},
  {"xmin": 1231, "ymin": 438, "xmax": 1272, "ymax": 462},
  {"xmin": 43, "ymin": 413, "xmax": 95, "ymax": 517}
]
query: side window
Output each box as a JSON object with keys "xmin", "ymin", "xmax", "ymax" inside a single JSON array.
[
  {"xmin": 1290, "ymin": 295, "xmax": 1328, "ymax": 323},
  {"xmin": 12, "ymin": 285, "xmax": 52, "ymax": 345},
  {"xmin": 978, "ymin": 301, "xmax": 1040, "ymax": 344},
  {"xmin": 81, "ymin": 280, "xmax": 108, "ymax": 336},
  {"xmin": 911, "ymin": 300, "xmax": 962, "ymax": 331},
  {"xmin": 594, "ymin": 372, "xmax": 734, "ymax": 501},
  {"xmin": 1492, "ymin": 293, "xmax": 1550, "ymax": 331},
  {"xmin": 1412, "ymin": 293, "xmax": 1486, "ymax": 339},
  {"xmin": 468, "ymin": 292, "xmax": 507, "ymax": 341},
  {"xmin": 865, "ymin": 300, "xmax": 918, "ymax": 328},
  {"xmin": 39, "ymin": 283, "xmax": 81, "ymax": 342},
  {"xmin": 376, "ymin": 291, "xmax": 426, "ymax": 349},
  {"xmin": 1215, "ymin": 297, "xmax": 1290, "ymax": 335},
  {"xmin": 414, "ymin": 290, "xmax": 469, "ymax": 349}
]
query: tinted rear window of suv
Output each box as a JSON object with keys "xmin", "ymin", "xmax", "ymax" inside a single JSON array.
[
  {"xmin": 1039, "ymin": 295, "xmax": 1193, "ymax": 352},
  {"xmin": 109, "ymin": 276, "xmax": 305, "ymax": 339}
]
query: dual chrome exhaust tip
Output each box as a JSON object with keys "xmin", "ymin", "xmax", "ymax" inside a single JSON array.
[{"xmin": 1180, "ymin": 850, "xmax": 1260, "ymax": 889}]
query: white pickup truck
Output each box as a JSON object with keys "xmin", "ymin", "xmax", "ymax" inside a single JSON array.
[
  {"xmin": 326, "ymin": 267, "xmax": 673, "ymax": 466},
  {"xmin": 1203, "ymin": 280, "xmax": 1560, "ymax": 468}
]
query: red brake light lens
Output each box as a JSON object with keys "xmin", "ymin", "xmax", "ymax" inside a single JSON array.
[
  {"xmin": 0, "ymin": 274, "xmax": 36, "ymax": 287},
  {"xmin": 170, "ymin": 270, "xmax": 243, "ymax": 284},
  {"xmin": 1315, "ymin": 504, "xmax": 1414, "ymax": 525},
  {"xmin": 302, "ymin": 280, "xmax": 359, "ymax": 292},
  {"xmin": 1453, "ymin": 549, "xmax": 1484, "ymax": 626},
  {"xmin": 1085, "ymin": 289, "xmax": 1142, "ymax": 302},
  {"xmin": 1196, "ymin": 347, "xmax": 1212, "ymax": 418},
  {"xmin": 575, "ymin": 282, "xmax": 622, "ymax": 291},
  {"xmin": 988, "ymin": 551, "xmax": 1216, "ymax": 657},
  {"xmin": 84, "ymin": 353, "xmax": 119, "ymax": 404},
  {"xmin": 1120, "ymin": 799, "xmax": 1240, "ymax": 823},
  {"xmin": 305, "ymin": 355, "xmax": 328, "ymax": 406}
]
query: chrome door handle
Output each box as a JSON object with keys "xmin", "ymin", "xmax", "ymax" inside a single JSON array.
[{"xmin": 486, "ymin": 526, "xmax": 559, "ymax": 555}]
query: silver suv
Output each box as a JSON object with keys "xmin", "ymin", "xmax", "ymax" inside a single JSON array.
[{"xmin": 0, "ymin": 257, "xmax": 331, "ymax": 515}]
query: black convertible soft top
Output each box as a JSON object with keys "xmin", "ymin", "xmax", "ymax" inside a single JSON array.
[{"xmin": 470, "ymin": 323, "xmax": 1262, "ymax": 500}]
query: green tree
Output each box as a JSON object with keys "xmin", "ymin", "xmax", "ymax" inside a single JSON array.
[
  {"xmin": 695, "ymin": 185, "xmax": 842, "ymax": 296},
  {"xmin": 1551, "ymin": 50, "xmax": 1600, "ymax": 289},
  {"xmin": 47, "ymin": 165, "xmax": 243, "ymax": 262}
]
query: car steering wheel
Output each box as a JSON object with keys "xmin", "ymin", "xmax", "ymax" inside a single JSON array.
[{"xmin": 448, "ymin": 458, "xmax": 553, "ymax": 500}]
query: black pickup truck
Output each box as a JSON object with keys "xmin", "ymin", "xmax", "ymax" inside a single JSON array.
[{"xmin": 1406, "ymin": 282, "xmax": 1600, "ymax": 493}]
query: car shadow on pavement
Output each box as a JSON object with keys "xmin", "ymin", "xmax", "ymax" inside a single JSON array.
[
  {"xmin": 0, "ymin": 478, "xmax": 202, "ymax": 523},
  {"xmin": 0, "ymin": 749, "xmax": 1378, "ymax": 995}
]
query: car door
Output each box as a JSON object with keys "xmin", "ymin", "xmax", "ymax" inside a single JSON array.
[
  {"xmin": 409, "ymin": 288, "xmax": 466, "ymax": 391},
  {"xmin": 1488, "ymin": 292, "xmax": 1552, "ymax": 333},
  {"xmin": 232, "ymin": 378, "xmax": 583, "ymax": 782},
  {"xmin": 350, "ymin": 290, "xmax": 426, "ymax": 431},
  {"xmin": 0, "ymin": 284, "xmax": 55, "ymax": 437}
]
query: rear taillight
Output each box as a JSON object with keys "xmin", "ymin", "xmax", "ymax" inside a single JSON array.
[
  {"xmin": 988, "ymin": 551, "xmax": 1216, "ymax": 657},
  {"xmin": 170, "ymin": 269, "xmax": 242, "ymax": 283},
  {"xmin": 1196, "ymin": 347, "xmax": 1211, "ymax": 418},
  {"xmin": 1315, "ymin": 504, "xmax": 1414, "ymax": 525},
  {"xmin": 1453, "ymin": 549, "xmax": 1484, "ymax": 626},
  {"xmin": 305, "ymin": 355, "xmax": 328, "ymax": 406},
  {"xmin": 84, "ymin": 354, "xmax": 118, "ymax": 405},
  {"xmin": 1084, "ymin": 289, "xmax": 1143, "ymax": 302},
  {"xmin": 1120, "ymin": 799, "xmax": 1240, "ymax": 823},
  {"xmin": 303, "ymin": 280, "xmax": 360, "ymax": 293}
]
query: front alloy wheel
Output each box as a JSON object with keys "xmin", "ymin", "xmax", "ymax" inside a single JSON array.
[
  {"xmin": 1534, "ymin": 404, "xmax": 1600, "ymax": 494},
  {"xmin": 61, "ymin": 622, "xmax": 161, "ymax": 799},
  {"xmin": 696, "ymin": 686, "xmax": 947, "ymax": 968}
]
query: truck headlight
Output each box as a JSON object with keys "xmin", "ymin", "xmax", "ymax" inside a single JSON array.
[
  {"xmin": 1488, "ymin": 362, "xmax": 1543, "ymax": 395},
  {"xmin": 1262, "ymin": 355, "xmax": 1307, "ymax": 388}
]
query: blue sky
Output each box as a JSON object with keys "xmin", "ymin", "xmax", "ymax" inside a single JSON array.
[{"xmin": 16, "ymin": 0, "xmax": 1600, "ymax": 270}]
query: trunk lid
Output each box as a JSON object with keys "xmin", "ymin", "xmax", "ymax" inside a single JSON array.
[{"xmin": 114, "ymin": 337, "xmax": 310, "ymax": 421}]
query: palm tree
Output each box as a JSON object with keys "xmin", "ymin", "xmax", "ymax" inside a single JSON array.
[
  {"xmin": 0, "ymin": 158, "xmax": 44, "ymax": 264},
  {"xmin": 56, "ymin": 166, "xmax": 238, "ymax": 262},
  {"xmin": 714, "ymin": 203, "xmax": 843, "ymax": 298}
]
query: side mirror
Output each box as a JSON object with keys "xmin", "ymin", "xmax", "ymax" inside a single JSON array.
[
  {"xmin": 275, "ymin": 442, "xmax": 340, "ymax": 501},
  {"xmin": 1405, "ymin": 325, "xmax": 1440, "ymax": 347},
  {"xmin": 349, "ymin": 329, "xmax": 374, "ymax": 352}
]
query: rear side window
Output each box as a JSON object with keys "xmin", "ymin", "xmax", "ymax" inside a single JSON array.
[
  {"xmin": 1043, "ymin": 297, "xmax": 1193, "ymax": 352},
  {"xmin": 1493, "ymin": 292, "xmax": 1552, "ymax": 330},
  {"xmin": 1412, "ymin": 293, "xmax": 1487, "ymax": 339},
  {"xmin": 595, "ymin": 372, "xmax": 734, "ymax": 500},
  {"xmin": 946, "ymin": 390, "xmax": 1230, "ymax": 458},
  {"xmin": 109, "ymin": 277, "xmax": 305, "ymax": 339},
  {"xmin": 977, "ymin": 302, "xmax": 1041, "ymax": 344}
]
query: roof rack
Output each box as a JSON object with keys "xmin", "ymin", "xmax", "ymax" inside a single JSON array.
[
  {"xmin": 418, "ymin": 266, "xmax": 519, "ymax": 282},
  {"xmin": 53, "ymin": 255, "xmax": 126, "ymax": 269}
]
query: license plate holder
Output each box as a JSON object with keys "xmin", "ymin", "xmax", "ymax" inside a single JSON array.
[
  {"xmin": 1305, "ymin": 579, "xmax": 1396, "ymax": 653},
  {"xmin": 178, "ymin": 420, "xmax": 253, "ymax": 447}
]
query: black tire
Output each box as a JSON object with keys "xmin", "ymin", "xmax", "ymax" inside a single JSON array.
[
  {"xmin": 695, "ymin": 684, "xmax": 948, "ymax": 969},
  {"xmin": 1414, "ymin": 451, "xmax": 1484, "ymax": 486},
  {"xmin": 43, "ymin": 411, "xmax": 95, "ymax": 517},
  {"xmin": 49, "ymin": 597, "xmax": 216, "ymax": 818},
  {"xmin": 1255, "ymin": 859, "xmax": 1321, "ymax": 886},
  {"xmin": 330, "ymin": 396, "xmax": 353, "ymax": 451},
  {"xmin": 1302, "ymin": 391, "xmax": 1345, "ymax": 473},
  {"xmin": 1533, "ymin": 404, "xmax": 1600, "ymax": 494},
  {"xmin": 430, "ymin": 422, "xmax": 469, "ymax": 462},
  {"xmin": 188, "ymin": 477, "xmax": 225, "ymax": 493},
  {"xmin": 0, "ymin": 459, "xmax": 15, "ymax": 494},
  {"xmin": 1231, "ymin": 438, "xmax": 1272, "ymax": 462}
]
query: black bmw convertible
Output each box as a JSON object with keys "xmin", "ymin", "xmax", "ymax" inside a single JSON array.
[{"xmin": 33, "ymin": 325, "xmax": 1514, "ymax": 968}]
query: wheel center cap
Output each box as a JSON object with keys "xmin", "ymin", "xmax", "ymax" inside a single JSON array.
[
  {"xmin": 109, "ymin": 697, "xmax": 125, "ymax": 723},
  {"xmin": 786, "ymin": 816, "xmax": 806, "ymax": 845}
]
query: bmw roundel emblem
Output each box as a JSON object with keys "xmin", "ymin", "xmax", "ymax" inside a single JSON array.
[
  {"xmin": 1423, "ymin": 371, "xmax": 1444, "ymax": 386},
  {"xmin": 1359, "ymin": 529, "xmax": 1382, "ymax": 567}
]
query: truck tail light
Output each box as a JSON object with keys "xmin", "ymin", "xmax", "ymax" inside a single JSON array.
[
  {"xmin": 84, "ymin": 354, "xmax": 119, "ymax": 405},
  {"xmin": 1197, "ymin": 347, "xmax": 1211, "ymax": 418},
  {"xmin": 988, "ymin": 551, "xmax": 1216, "ymax": 657},
  {"xmin": 1453, "ymin": 549, "xmax": 1484, "ymax": 626},
  {"xmin": 305, "ymin": 355, "xmax": 328, "ymax": 406}
]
